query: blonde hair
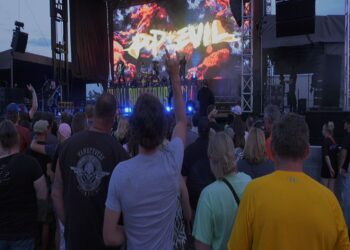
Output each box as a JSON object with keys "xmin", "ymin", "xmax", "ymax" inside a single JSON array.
[
  {"xmin": 243, "ymin": 127, "xmax": 266, "ymax": 164},
  {"xmin": 208, "ymin": 132, "xmax": 236, "ymax": 179},
  {"xmin": 114, "ymin": 117, "xmax": 129, "ymax": 142},
  {"xmin": 323, "ymin": 121, "xmax": 334, "ymax": 135}
]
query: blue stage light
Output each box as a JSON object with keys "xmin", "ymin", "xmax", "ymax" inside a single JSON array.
[
  {"xmin": 124, "ymin": 107, "xmax": 132, "ymax": 114},
  {"xmin": 187, "ymin": 105, "xmax": 193, "ymax": 112},
  {"xmin": 166, "ymin": 106, "xmax": 172, "ymax": 112},
  {"xmin": 186, "ymin": 100, "xmax": 195, "ymax": 114}
]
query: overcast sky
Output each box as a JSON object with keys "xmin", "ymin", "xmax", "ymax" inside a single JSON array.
[
  {"xmin": 0, "ymin": 0, "xmax": 346, "ymax": 58},
  {"xmin": 0, "ymin": 0, "xmax": 51, "ymax": 57}
]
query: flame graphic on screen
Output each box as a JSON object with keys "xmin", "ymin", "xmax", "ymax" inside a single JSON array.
[
  {"xmin": 131, "ymin": 4, "xmax": 161, "ymax": 32},
  {"xmin": 113, "ymin": 1, "xmax": 246, "ymax": 82},
  {"xmin": 188, "ymin": 48, "xmax": 230, "ymax": 80}
]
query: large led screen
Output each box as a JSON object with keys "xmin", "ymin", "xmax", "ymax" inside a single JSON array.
[{"xmin": 113, "ymin": 0, "xmax": 242, "ymax": 83}]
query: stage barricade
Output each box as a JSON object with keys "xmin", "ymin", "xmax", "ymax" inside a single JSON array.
[{"xmin": 107, "ymin": 84, "xmax": 198, "ymax": 108}]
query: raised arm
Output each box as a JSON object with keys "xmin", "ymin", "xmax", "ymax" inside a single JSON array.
[
  {"xmin": 166, "ymin": 51, "xmax": 186, "ymax": 144},
  {"xmin": 27, "ymin": 84, "xmax": 38, "ymax": 120},
  {"xmin": 30, "ymin": 140, "xmax": 46, "ymax": 155}
]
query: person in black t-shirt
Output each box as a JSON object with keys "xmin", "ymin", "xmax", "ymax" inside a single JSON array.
[
  {"xmin": 207, "ymin": 105, "xmax": 222, "ymax": 132},
  {"xmin": 52, "ymin": 93, "xmax": 129, "ymax": 250},
  {"xmin": 26, "ymin": 119, "xmax": 53, "ymax": 250},
  {"xmin": 197, "ymin": 81, "xmax": 215, "ymax": 116},
  {"xmin": 182, "ymin": 117, "xmax": 215, "ymax": 210},
  {"xmin": 321, "ymin": 122, "xmax": 338, "ymax": 193},
  {"xmin": 0, "ymin": 120, "xmax": 47, "ymax": 249},
  {"xmin": 27, "ymin": 120, "xmax": 52, "ymax": 181},
  {"xmin": 339, "ymin": 116, "xmax": 350, "ymax": 175}
]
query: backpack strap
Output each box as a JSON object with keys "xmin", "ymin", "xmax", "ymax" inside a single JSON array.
[{"xmin": 222, "ymin": 178, "xmax": 240, "ymax": 205}]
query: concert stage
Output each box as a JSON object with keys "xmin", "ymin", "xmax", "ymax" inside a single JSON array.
[{"xmin": 107, "ymin": 83, "xmax": 198, "ymax": 109}]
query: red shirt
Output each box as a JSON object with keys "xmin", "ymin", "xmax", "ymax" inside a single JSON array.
[
  {"xmin": 265, "ymin": 135, "xmax": 273, "ymax": 160},
  {"xmin": 16, "ymin": 124, "xmax": 31, "ymax": 153}
]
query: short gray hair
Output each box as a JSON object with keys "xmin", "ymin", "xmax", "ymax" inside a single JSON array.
[
  {"xmin": 264, "ymin": 104, "xmax": 281, "ymax": 124},
  {"xmin": 271, "ymin": 113, "xmax": 309, "ymax": 160}
]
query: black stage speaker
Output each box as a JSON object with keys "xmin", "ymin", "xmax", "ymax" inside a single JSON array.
[
  {"xmin": 276, "ymin": 0, "xmax": 315, "ymax": 37},
  {"xmin": 322, "ymin": 55, "xmax": 341, "ymax": 107},
  {"xmin": 11, "ymin": 30, "xmax": 28, "ymax": 53}
]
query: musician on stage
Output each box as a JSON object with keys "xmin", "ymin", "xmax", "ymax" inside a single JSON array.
[
  {"xmin": 152, "ymin": 60, "xmax": 160, "ymax": 77},
  {"xmin": 179, "ymin": 55, "xmax": 187, "ymax": 81},
  {"xmin": 140, "ymin": 62, "xmax": 148, "ymax": 75},
  {"xmin": 117, "ymin": 59, "xmax": 126, "ymax": 84},
  {"xmin": 46, "ymin": 80, "xmax": 61, "ymax": 115},
  {"xmin": 140, "ymin": 62, "xmax": 148, "ymax": 87},
  {"xmin": 197, "ymin": 80, "xmax": 215, "ymax": 116}
]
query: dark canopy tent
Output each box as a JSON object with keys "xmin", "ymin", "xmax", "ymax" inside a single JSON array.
[
  {"xmin": 0, "ymin": 49, "xmax": 87, "ymax": 110},
  {"xmin": 260, "ymin": 15, "xmax": 345, "ymax": 109},
  {"xmin": 261, "ymin": 15, "xmax": 344, "ymax": 72},
  {"xmin": 0, "ymin": 50, "xmax": 53, "ymax": 113},
  {"xmin": 0, "ymin": 49, "xmax": 52, "ymax": 89},
  {"xmin": 262, "ymin": 15, "xmax": 345, "ymax": 49}
]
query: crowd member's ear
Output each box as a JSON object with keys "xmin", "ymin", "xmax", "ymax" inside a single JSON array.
[
  {"xmin": 302, "ymin": 145, "xmax": 310, "ymax": 161},
  {"xmin": 271, "ymin": 145, "xmax": 276, "ymax": 161}
]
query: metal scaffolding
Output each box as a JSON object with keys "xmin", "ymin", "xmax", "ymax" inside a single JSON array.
[
  {"xmin": 345, "ymin": 0, "xmax": 350, "ymax": 110},
  {"xmin": 50, "ymin": 0, "xmax": 69, "ymax": 100},
  {"xmin": 241, "ymin": 0, "xmax": 254, "ymax": 113}
]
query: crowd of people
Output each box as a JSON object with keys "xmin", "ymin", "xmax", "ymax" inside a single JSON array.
[{"xmin": 1, "ymin": 54, "xmax": 350, "ymax": 250}]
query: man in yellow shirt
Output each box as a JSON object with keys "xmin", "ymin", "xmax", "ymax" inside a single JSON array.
[{"xmin": 228, "ymin": 113, "xmax": 350, "ymax": 250}]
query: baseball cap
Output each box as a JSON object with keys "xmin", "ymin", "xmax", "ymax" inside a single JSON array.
[
  {"xmin": 58, "ymin": 123, "xmax": 71, "ymax": 140},
  {"xmin": 231, "ymin": 105, "xmax": 242, "ymax": 116},
  {"xmin": 5, "ymin": 103, "xmax": 19, "ymax": 114},
  {"xmin": 33, "ymin": 120, "xmax": 49, "ymax": 134}
]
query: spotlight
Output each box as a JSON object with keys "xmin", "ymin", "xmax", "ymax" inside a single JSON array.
[
  {"xmin": 186, "ymin": 100, "xmax": 195, "ymax": 114},
  {"xmin": 123, "ymin": 107, "xmax": 132, "ymax": 114},
  {"xmin": 165, "ymin": 106, "xmax": 172, "ymax": 112}
]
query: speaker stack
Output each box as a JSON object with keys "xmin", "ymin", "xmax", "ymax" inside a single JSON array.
[
  {"xmin": 276, "ymin": 0, "xmax": 315, "ymax": 37},
  {"xmin": 11, "ymin": 30, "xmax": 28, "ymax": 53}
]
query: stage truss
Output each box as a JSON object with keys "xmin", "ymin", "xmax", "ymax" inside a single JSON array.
[
  {"xmin": 241, "ymin": 0, "xmax": 254, "ymax": 113},
  {"xmin": 345, "ymin": 0, "xmax": 350, "ymax": 111},
  {"xmin": 50, "ymin": 0, "xmax": 69, "ymax": 99}
]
